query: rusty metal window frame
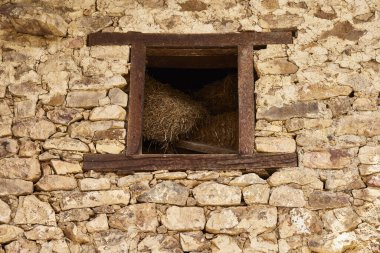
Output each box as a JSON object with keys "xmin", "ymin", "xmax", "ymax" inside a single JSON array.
[{"xmin": 83, "ymin": 32, "xmax": 297, "ymax": 174}]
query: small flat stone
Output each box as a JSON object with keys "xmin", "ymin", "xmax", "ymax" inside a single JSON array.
[
  {"xmin": 57, "ymin": 208, "xmax": 94, "ymax": 223},
  {"xmin": 12, "ymin": 118, "xmax": 56, "ymax": 140},
  {"xmin": 14, "ymin": 100, "xmax": 37, "ymax": 119},
  {"xmin": 308, "ymin": 191, "xmax": 351, "ymax": 210},
  {"xmin": 96, "ymin": 140, "xmax": 124, "ymax": 154},
  {"xmin": 61, "ymin": 190, "xmax": 130, "ymax": 210},
  {"xmin": 60, "ymin": 222, "xmax": 90, "ymax": 243},
  {"xmin": 0, "ymin": 225, "xmax": 23, "ymax": 244},
  {"xmin": 69, "ymin": 120, "xmax": 124, "ymax": 139},
  {"xmin": 137, "ymin": 181, "xmax": 189, "ymax": 206},
  {"xmin": 0, "ymin": 199, "xmax": 11, "ymax": 223},
  {"xmin": 269, "ymin": 185, "xmax": 306, "ymax": 207},
  {"xmin": 322, "ymin": 207, "xmax": 361, "ymax": 233},
  {"xmin": 367, "ymin": 174, "xmax": 380, "ymax": 187},
  {"xmin": 35, "ymin": 175, "xmax": 77, "ymax": 191},
  {"xmin": 47, "ymin": 108, "xmax": 83, "ymax": 125},
  {"xmin": 359, "ymin": 165, "xmax": 380, "ymax": 176},
  {"xmin": 0, "ymin": 138, "xmax": 18, "ymax": 158},
  {"xmin": 66, "ymin": 90, "xmax": 107, "ymax": 108},
  {"xmin": 298, "ymin": 84, "xmax": 352, "ymax": 101},
  {"xmin": 86, "ymin": 214, "xmax": 109, "ymax": 233},
  {"xmin": 118, "ymin": 174, "xmax": 153, "ymax": 186},
  {"xmin": 79, "ymin": 178, "xmax": 111, "ymax": 191},
  {"xmin": 243, "ymin": 184, "xmax": 270, "ymax": 204},
  {"xmin": 256, "ymin": 137, "xmax": 296, "ymax": 153},
  {"xmin": 268, "ymin": 167, "xmax": 323, "ymax": 189},
  {"xmin": 155, "ymin": 172, "xmax": 187, "ymax": 180},
  {"xmin": 187, "ymin": 171, "xmax": 219, "ymax": 180},
  {"xmin": 24, "ymin": 226, "xmax": 64, "ymax": 240},
  {"xmin": 229, "ymin": 173, "xmax": 266, "ymax": 187},
  {"xmin": 51, "ymin": 160, "xmax": 82, "ymax": 174},
  {"xmin": 256, "ymin": 58, "xmax": 298, "ymax": 76},
  {"xmin": 14, "ymin": 195, "xmax": 56, "ymax": 226},
  {"xmin": 0, "ymin": 178, "xmax": 33, "ymax": 196},
  {"xmin": 109, "ymin": 203, "xmax": 159, "ymax": 232},
  {"xmin": 303, "ymin": 150, "xmax": 352, "ymax": 169},
  {"xmin": 89, "ymin": 105, "xmax": 126, "ymax": 121},
  {"xmin": 259, "ymin": 14, "xmax": 304, "ymax": 29},
  {"xmin": 325, "ymin": 169, "xmax": 365, "ymax": 191},
  {"xmin": 44, "ymin": 137, "xmax": 89, "ymax": 152},
  {"xmin": 4, "ymin": 238, "xmax": 40, "ymax": 252},
  {"xmin": 0, "ymin": 157, "xmax": 40, "ymax": 181},
  {"xmin": 308, "ymin": 232, "xmax": 357, "ymax": 253},
  {"xmin": 69, "ymin": 75, "xmax": 127, "ymax": 90},
  {"xmin": 193, "ymin": 182, "xmax": 241, "ymax": 206},
  {"xmin": 162, "ymin": 206, "xmax": 205, "ymax": 231},
  {"xmin": 93, "ymin": 229, "xmax": 135, "ymax": 253},
  {"xmin": 358, "ymin": 146, "xmax": 380, "ymax": 165},
  {"xmin": 336, "ymin": 112, "xmax": 380, "ymax": 137},
  {"xmin": 109, "ymin": 87, "xmax": 128, "ymax": 107}
]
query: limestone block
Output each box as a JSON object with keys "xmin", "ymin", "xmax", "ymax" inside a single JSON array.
[
  {"xmin": 269, "ymin": 185, "xmax": 306, "ymax": 207},
  {"xmin": 0, "ymin": 157, "xmax": 40, "ymax": 181},
  {"xmin": 285, "ymin": 118, "xmax": 332, "ymax": 132},
  {"xmin": 211, "ymin": 235, "xmax": 242, "ymax": 253},
  {"xmin": 359, "ymin": 165, "xmax": 380, "ymax": 176},
  {"xmin": 8, "ymin": 82, "xmax": 45, "ymax": 99},
  {"xmin": 358, "ymin": 146, "xmax": 380, "ymax": 164},
  {"xmin": 86, "ymin": 214, "xmax": 109, "ymax": 233},
  {"xmin": 367, "ymin": 173, "xmax": 380, "ymax": 187},
  {"xmin": 4, "ymin": 238, "xmax": 40, "ymax": 252},
  {"xmin": 259, "ymin": 14, "xmax": 304, "ymax": 29},
  {"xmin": 193, "ymin": 182, "xmax": 241, "ymax": 206},
  {"xmin": 138, "ymin": 234, "xmax": 182, "ymax": 253},
  {"xmin": 268, "ymin": 167, "xmax": 322, "ymax": 189},
  {"xmin": 308, "ymin": 191, "xmax": 351, "ymax": 210},
  {"xmin": 336, "ymin": 112, "xmax": 380, "ymax": 137},
  {"xmin": 69, "ymin": 120, "xmax": 124, "ymax": 139},
  {"xmin": 0, "ymin": 178, "xmax": 33, "ymax": 196},
  {"xmin": 36, "ymin": 175, "xmax": 77, "ymax": 191},
  {"xmin": 0, "ymin": 101, "xmax": 11, "ymax": 116},
  {"xmin": 47, "ymin": 108, "xmax": 82, "ymax": 125},
  {"xmin": 279, "ymin": 208, "xmax": 322, "ymax": 239},
  {"xmin": 57, "ymin": 208, "xmax": 94, "ymax": 223},
  {"xmin": 12, "ymin": 118, "xmax": 56, "ymax": 140},
  {"xmin": 0, "ymin": 138, "xmax": 18, "ymax": 158},
  {"xmin": 206, "ymin": 205, "xmax": 277, "ymax": 235},
  {"xmin": 0, "ymin": 225, "xmax": 23, "ymax": 244},
  {"xmin": 96, "ymin": 140, "xmax": 124, "ymax": 154},
  {"xmin": 90, "ymin": 46, "xmax": 130, "ymax": 60},
  {"xmin": 66, "ymin": 90, "xmax": 107, "ymax": 108},
  {"xmin": 79, "ymin": 178, "xmax": 111, "ymax": 191},
  {"xmin": 303, "ymin": 150, "xmax": 352, "ymax": 169},
  {"xmin": 162, "ymin": 206, "xmax": 205, "ymax": 231},
  {"xmin": 327, "ymin": 97, "xmax": 352, "ymax": 117},
  {"xmin": 18, "ymin": 139, "xmax": 40, "ymax": 157},
  {"xmin": 0, "ymin": 123, "xmax": 12, "ymax": 137},
  {"xmin": 97, "ymin": 0, "xmax": 135, "ymax": 16},
  {"xmin": 68, "ymin": 16, "xmax": 112, "ymax": 36},
  {"xmin": 94, "ymin": 128, "xmax": 126, "ymax": 140},
  {"xmin": 308, "ymin": 232, "xmax": 358, "ymax": 253},
  {"xmin": 355, "ymin": 201, "xmax": 380, "ymax": 226},
  {"xmin": 187, "ymin": 171, "xmax": 219, "ymax": 181},
  {"xmin": 137, "ymin": 181, "xmax": 189, "ymax": 205},
  {"xmin": 109, "ymin": 88, "xmax": 128, "ymax": 107},
  {"xmin": 244, "ymin": 232, "xmax": 278, "ymax": 253},
  {"xmin": 43, "ymin": 138, "xmax": 89, "ymax": 152},
  {"xmin": 256, "ymin": 137, "xmax": 296, "ymax": 153},
  {"xmin": 243, "ymin": 184, "xmax": 270, "ymax": 204},
  {"xmin": 256, "ymin": 58, "xmax": 298, "ymax": 76},
  {"xmin": 69, "ymin": 75, "xmax": 127, "ymax": 90},
  {"xmin": 89, "ymin": 105, "xmax": 126, "ymax": 121},
  {"xmin": 322, "ymin": 207, "xmax": 361, "ymax": 233},
  {"xmin": 229, "ymin": 173, "xmax": 266, "ymax": 187},
  {"xmin": 0, "ymin": 199, "xmax": 11, "ymax": 223},
  {"xmin": 39, "ymin": 239, "xmax": 70, "ymax": 253},
  {"xmin": 353, "ymin": 97, "xmax": 377, "ymax": 111},
  {"xmin": 93, "ymin": 230, "xmax": 136, "ymax": 253},
  {"xmin": 298, "ymin": 84, "xmax": 352, "ymax": 101},
  {"xmin": 352, "ymin": 187, "xmax": 380, "ymax": 202},
  {"xmin": 325, "ymin": 169, "xmax": 365, "ymax": 191},
  {"xmin": 155, "ymin": 172, "xmax": 187, "ymax": 180},
  {"xmin": 51, "ymin": 160, "xmax": 82, "ymax": 174},
  {"xmin": 24, "ymin": 226, "xmax": 64, "ymax": 240},
  {"xmin": 61, "ymin": 190, "xmax": 130, "ymax": 210},
  {"xmin": 14, "ymin": 195, "xmax": 57, "ymax": 226},
  {"xmin": 118, "ymin": 173, "xmax": 153, "ymax": 186},
  {"xmin": 180, "ymin": 232, "xmax": 209, "ymax": 252},
  {"xmin": 60, "ymin": 222, "xmax": 90, "ymax": 243},
  {"xmin": 14, "ymin": 99, "xmax": 36, "ymax": 118}
]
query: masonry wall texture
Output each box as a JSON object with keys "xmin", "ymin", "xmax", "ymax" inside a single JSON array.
[{"xmin": 0, "ymin": 0, "xmax": 379, "ymax": 252}]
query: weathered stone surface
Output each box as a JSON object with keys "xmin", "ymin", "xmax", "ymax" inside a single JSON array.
[
  {"xmin": 285, "ymin": 118, "xmax": 333, "ymax": 132},
  {"xmin": 4, "ymin": 238, "xmax": 40, "ymax": 252},
  {"xmin": 61, "ymin": 190, "xmax": 130, "ymax": 210},
  {"xmin": 0, "ymin": 138, "xmax": 18, "ymax": 158},
  {"xmin": 308, "ymin": 191, "xmax": 351, "ymax": 209},
  {"xmin": 39, "ymin": 239, "xmax": 70, "ymax": 253},
  {"xmin": 138, "ymin": 234, "xmax": 182, "ymax": 253},
  {"xmin": 12, "ymin": 118, "xmax": 56, "ymax": 140},
  {"xmin": 229, "ymin": 173, "xmax": 266, "ymax": 187},
  {"xmin": 259, "ymin": 14, "xmax": 304, "ymax": 29},
  {"xmin": 109, "ymin": 203, "xmax": 158, "ymax": 232},
  {"xmin": 155, "ymin": 172, "xmax": 187, "ymax": 180},
  {"xmin": 193, "ymin": 182, "xmax": 241, "ymax": 206},
  {"xmin": 14, "ymin": 99, "xmax": 36, "ymax": 118},
  {"xmin": 68, "ymin": 16, "xmax": 112, "ymax": 36},
  {"xmin": 94, "ymin": 128, "xmax": 126, "ymax": 140},
  {"xmin": 367, "ymin": 173, "xmax": 380, "ymax": 187},
  {"xmin": 359, "ymin": 165, "xmax": 380, "ymax": 176},
  {"xmin": 47, "ymin": 108, "xmax": 82, "ymax": 125},
  {"xmin": 96, "ymin": 140, "xmax": 124, "ymax": 154},
  {"xmin": 0, "ymin": 157, "xmax": 40, "ymax": 181},
  {"xmin": 0, "ymin": 225, "xmax": 23, "ymax": 244},
  {"xmin": 328, "ymin": 97, "xmax": 351, "ymax": 117},
  {"xmin": 0, "ymin": 199, "xmax": 11, "ymax": 223},
  {"xmin": 79, "ymin": 178, "xmax": 111, "ymax": 191},
  {"xmin": 66, "ymin": 90, "xmax": 107, "ymax": 108},
  {"xmin": 69, "ymin": 120, "xmax": 124, "ymax": 139},
  {"xmin": 206, "ymin": 205, "xmax": 277, "ymax": 235},
  {"xmin": 5, "ymin": 4, "xmax": 68, "ymax": 36},
  {"xmin": 162, "ymin": 206, "xmax": 205, "ymax": 231},
  {"xmin": 35, "ymin": 175, "xmax": 77, "ymax": 191},
  {"xmin": 137, "ymin": 181, "xmax": 189, "ymax": 206},
  {"xmin": 211, "ymin": 235, "xmax": 242, "ymax": 253},
  {"xmin": 8, "ymin": 82, "xmax": 45, "ymax": 99},
  {"xmin": 43, "ymin": 138, "xmax": 89, "ymax": 152},
  {"xmin": 97, "ymin": 0, "xmax": 133, "ymax": 16},
  {"xmin": 180, "ymin": 232, "xmax": 209, "ymax": 252},
  {"xmin": 255, "ymin": 137, "xmax": 296, "ymax": 153},
  {"xmin": 86, "ymin": 214, "xmax": 109, "ymax": 233},
  {"xmin": 93, "ymin": 230, "xmax": 136, "ymax": 253},
  {"xmin": 60, "ymin": 222, "xmax": 90, "ymax": 243},
  {"xmin": 69, "ymin": 75, "xmax": 127, "ymax": 90},
  {"xmin": 325, "ymin": 169, "xmax": 365, "ymax": 191},
  {"xmin": 303, "ymin": 150, "xmax": 352, "ymax": 169},
  {"xmin": 268, "ymin": 167, "xmax": 323, "ymax": 189},
  {"xmin": 18, "ymin": 139, "xmax": 39, "ymax": 157},
  {"xmin": 244, "ymin": 232, "xmax": 278, "ymax": 253},
  {"xmin": 308, "ymin": 232, "xmax": 358, "ymax": 253},
  {"xmin": 298, "ymin": 84, "xmax": 352, "ymax": 101},
  {"xmin": 0, "ymin": 123, "xmax": 12, "ymax": 137},
  {"xmin": 24, "ymin": 226, "xmax": 64, "ymax": 240},
  {"xmin": 14, "ymin": 195, "xmax": 56, "ymax": 226},
  {"xmin": 352, "ymin": 187, "xmax": 380, "ymax": 202},
  {"xmin": 336, "ymin": 113, "xmax": 380, "ymax": 137},
  {"xmin": 109, "ymin": 87, "xmax": 128, "ymax": 107},
  {"xmin": 256, "ymin": 58, "xmax": 298, "ymax": 76},
  {"xmin": 57, "ymin": 208, "xmax": 94, "ymax": 223},
  {"xmin": 279, "ymin": 208, "xmax": 322, "ymax": 239},
  {"xmin": 118, "ymin": 173, "xmax": 153, "ymax": 186},
  {"xmin": 51, "ymin": 160, "xmax": 82, "ymax": 174},
  {"xmin": 90, "ymin": 46, "xmax": 130, "ymax": 60},
  {"xmin": 187, "ymin": 171, "xmax": 219, "ymax": 180},
  {"xmin": 257, "ymin": 101, "xmax": 326, "ymax": 121},
  {"xmin": 89, "ymin": 105, "xmax": 126, "ymax": 121},
  {"xmin": 0, "ymin": 178, "xmax": 33, "ymax": 196},
  {"xmin": 358, "ymin": 146, "xmax": 380, "ymax": 165},
  {"xmin": 243, "ymin": 183, "xmax": 270, "ymax": 204},
  {"xmin": 355, "ymin": 201, "xmax": 380, "ymax": 226},
  {"xmin": 322, "ymin": 207, "xmax": 361, "ymax": 233},
  {"xmin": 269, "ymin": 185, "xmax": 306, "ymax": 207}
]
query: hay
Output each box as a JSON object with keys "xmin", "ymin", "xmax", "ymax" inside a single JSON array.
[
  {"xmin": 143, "ymin": 76, "xmax": 208, "ymax": 146},
  {"xmin": 195, "ymin": 74, "xmax": 238, "ymax": 115},
  {"xmin": 188, "ymin": 112, "xmax": 238, "ymax": 149}
]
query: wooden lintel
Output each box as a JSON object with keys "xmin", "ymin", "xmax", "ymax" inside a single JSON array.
[
  {"xmin": 147, "ymin": 55, "xmax": 237, "ymax": 69},
  {"xmin": 83, "ymin": 153, "xmax": 298, "ymax": 173},
  {"xmin": 88, "ymin": 31, "xmax": 293, "ymax": 47}
]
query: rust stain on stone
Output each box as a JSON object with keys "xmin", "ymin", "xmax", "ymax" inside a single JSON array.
[
  {"xmin": 321, "ymin": 21, "xmax": 365, "ymax": 41},
  {"xmin": 179, "ymin": 0, "xmax": 208, "ymax": 12}
]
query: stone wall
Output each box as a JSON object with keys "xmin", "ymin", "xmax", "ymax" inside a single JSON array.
[{"xmin": 0, "ymin": 0, "xmax": 379, "ymax": 252}]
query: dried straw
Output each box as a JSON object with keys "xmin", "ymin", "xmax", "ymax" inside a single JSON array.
[{"xmin": 143, "ymin": 76, "xmax": 208, "ymax": 147}]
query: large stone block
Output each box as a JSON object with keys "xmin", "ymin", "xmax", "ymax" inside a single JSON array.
[
  {"xmin": 12, "ymin": 118, "xmax": 56, "ymax": 140},
  {"xmin": 35, "ymin": 175, "xmax": 77, "ymax": 191},
  {"xmin": 0, "ymin": 157, "xmax": 40, "ymax": 181},
  {"xmin": 322, "ymin": 207, "xmax": 361, "ymax": 233},
  {"xmin": 61, "ymin": 190, "xmax": 130, "ymax": 210},
  {"xmin": 66, "ymin": 90, "xmax": 107, "ymax": 108},
  {"xmin": 358, "ymin": 146, "xmax": 380, "ymax": 165},
  {"xmin": 137, "ymin": 181, "xmax": 189, "ymax": 206},
  {"xmin": 14, "ymin": 195, "xmax": 56, "ymax": 226},
  {"xmin": 269, "ymin": 185, "xmax": 306, "ymax": 207},
  {"xmin": 243, "ymin": 184, "xmax": 270, "ymax": 204},
  {"xmin": 0, "ymin": 225, "xmax": 23, "ymax": 244},
  {"xmin": 268, "ymin": 167, "xmax": 323, "ymax": 189},
  {"xmin": 308, "ymin": 191, "xmax": 351, "ymax": 210},
  {"xmin": 298, "ymin": 84, "xmax": 352, "ymax": 101},
  {"xmin": 308, "ymin": 232, "xmax": 358, "ymax": 253},
  {"xmin": 303, "ymin": 150, "xmax": 352, "ymax": 169},
  {"xmin": 89, "ymin": 105, "xmax": 126, "ymax": 121},
  {"xmin": 336, "ymin": 112, "xmax": 380, "ymax": 137},
  {"xmin": 47, "ymin": 108, "xmax": 83, "ymax": 125},
  {"xmin": 43, "ymin": 138, "xmax": 89, "ymax": 152},
  {"xmin": 24, "ymin": 226, "xmax": 64, "ymax": 240},
  {"xmin": 162, "ymin": 206, "xmax": 205, "ymax": 231},
  {"xmin": 259, "ymin": 14, "xmax": 304, "ymax": 29},
  {"xmin": 51, "ymin": 160, "xmax": 82, "ymax": 174},
  {"xmin": 255, "ymin": 137, "xmax": 296, "ymax": 153},
  {"xmin": 0, "ymin": 178, "xmax": 33, "ymax": 196},
  {"xmin": 69, "ymin": 120, "xmax": 124, "ymax": 139},
  {"xmin": 193, "ymin": 182, "xmax": 241, "ymax": 206}
]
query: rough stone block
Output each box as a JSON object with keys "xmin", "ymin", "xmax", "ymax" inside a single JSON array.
[
  {"xmin": 66, "ymin": 90, "xmax": 107, "ymax": 108},
  {"xmin": 243, "ymin": 184, "xmax": 270, "ymax": 204},
  {"xmin": 308, "ymin": 191, "xmax": 351, "ymax": 210},
  {"xmin": 358, "ymin": 146, "xmax": 380, "ymax": 165},
  {"xmin": 256, "ymin": 58, "xmax": 298, "ymax": 76},
  {"xmin": 14, "ymin": 195, "xmax": 56, "ymax": 226},
  {"xmin": 336, "ymin": 112, "xmax": 380, "ymax": 137},
  {"xmin": 193, "ymin": 182, "xmax": 241, "ymax": 206},
  {"xmin": 43, "ymin": 138, "xmax": 89, "ymax": 152},
  {"xmin": 162, "ymin": 206, "xmax": 205, "ymax": 231},
  {"xmin": 51, "ymin": 160, "xmax": 82, "ymax": 174},
  {"xmin": 35, "ymin": 175, "xmax": 77, "ymax": 191},
  {"xmin": 269, "ymin": 185, "xmax": 306, "ymax": 207},
  {"xmin": 79, "ymin": 178, "xmax": 111, "ymax": 191},
  {"xmin": 0, "ymin": 225, "xmax": 23, "ymax": 244},
  {"xmin": 303, "ymin": 150, "xmax": 352, "ymax": 169},
  {"xmin": 12, "ymin": 118, "xmax": 56, "ymax": 140},
  {"xmin": 0, "ymin": 157, "xmax": 40, "ymax": 181},
  {"xmin": 255, "ymin": 137, "xmax": 296, "ymax": 153},
  {"xmin": 0, "ymin": 178, "xmax": 33, "ymax": 196},
  {"xmin": 137, "ymin": 181, "xmax": 189, "ymax": 205}
]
